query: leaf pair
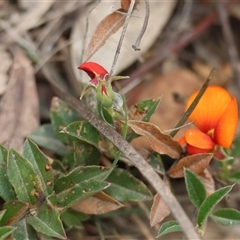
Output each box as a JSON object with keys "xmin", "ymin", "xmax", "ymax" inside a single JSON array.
[{"xmin": 157, "ymin": 169, "xmax": 239, "ymax": 237}]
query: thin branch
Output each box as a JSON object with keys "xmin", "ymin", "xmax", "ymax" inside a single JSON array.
[
  {"xmin": 132, "ymin": 0, "xmax": 150, "ymax": 51},
  {"xmin": 42, "ymin": 64, "xmax": 201, "ymax": 240},
  {"xmin": 109, "ymin": 0, "xmax": 135, "ymax": 78}
]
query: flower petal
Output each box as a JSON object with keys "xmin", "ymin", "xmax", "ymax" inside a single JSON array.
[
  {"xmin": 186, "ymin": 86, "xmax": 232, "ymax": 133},
  {"xmin": 214, "ymin": 97, "xmax": 238, "ymax": 148},
  {"xmin": 186, "ymin": 144, "xmax": 212, "ymax": 155},
  {"xmin": 185, "ymin": 129, "xmax": 215, "ymax": 150},
  {"xmin": 78, "ymin": 62, "xmax": 108, "ymax": 79}
]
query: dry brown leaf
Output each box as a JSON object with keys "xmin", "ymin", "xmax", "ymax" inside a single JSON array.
[
  {"xmin": 71, "ymin": 191, "xmax": 124, "ymax": 215},
  {"xmin": 168, "ymin": 153, "xmax": 213, "ymax": 178},
  {"xmin": 128, "ymin": 120, "xmax": 182, "ymax": 159},
  {"xmin": 0, "ymin": 45, "xmax": 39, "ymax": 152},
  {"xmin": 150, "ymin": 178, "xmax": 170, "ymax": 227},
  {"xmin": 86, "ymin": 9, "xmax": 126, "ymax": 60},
  {"xmin": 198, "ymin": 168, "xmax": 215, "ymax": 195}
]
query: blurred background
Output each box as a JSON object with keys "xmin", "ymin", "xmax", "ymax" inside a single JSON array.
[{"xmin": 1, "ymin": 0, "xmax": 240, "ymax": 239}]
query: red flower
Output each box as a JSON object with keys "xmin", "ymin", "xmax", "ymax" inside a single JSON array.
[
  {"xmin": 180, "ymin": 86, "xmax": 238, "ymax": 155},
  {"xmin": 78, "ymin": 61, "xmax": 108, "ymax": 87}
]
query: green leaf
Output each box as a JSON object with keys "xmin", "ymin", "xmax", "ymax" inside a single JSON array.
[
  {"xmin": 0, "ymin": 146, "xmax": 15, "ymax": 201},
  {"xmin": 197, "ymin": 185, "xmax": 233, "ymax": 229},
  {"xmin": 7, "ymin": 150, "xmax": 42, "ymax": 204},
  {"xmin": 61, "ymin": 209, "xmax": 88, "ymax": 230},
  {"xmin": 0, "ymin": 145, "xmax": 7, "ymax": 165},
  {"xmin": 28, "ymin": 124, "xmax": 69, "ymax": 156},
  {"xmin": 55, "ymin": 180, "xmax": 110, "ymax": 209},
  {"xmin": 51, "ymin": 97, "xmax": 81, "ymax": 144},
  {"xmin": 211, "ymin": 208, "xmax": 240, "ymax": 226},
  {"xmin": 228, "ymin": 171, "xmax": 240, "ymax": 184},
  {"xmin": 0, "ymin": 226, "xmax": 16, "ymax": 240},
  {"xmin": 127, "ymin": 98, "xmax": 161, "ymax": 141},
  {"xmin": 62, "ymin": 140, "xmax": 100, "ymax": 169},
  {"xmin": 11, "ymin": 219, "xmax": 37, "ymax": 240},
  {"xmin": 104, "ymin": 168, "xmax": 152, "ymax": 202},
  {"xmin": 62, "ymin": 121, "xmax": 100, "ymax": 149},
  {"xmin": 148, "ymin": 152, "xmax": 165, "ymax": 175},
  {"xmin": 54, "ymin": 166, "xmax": 112, "ymax": 193},
  {"xmin": 23, "ymin": 139, "xmax": 54, "ymax": 196},
  {"xmin": 184, "ymin": 169, "xmax": 206, "ymax": 208},
  {"xmin": 0, "ymin": 211, "xmax": 6, "ymax": 222},
  {"xmin": 157, "ymin": 220, "xmax": 182, "ymax": 237},
  {"xmin": 228, "ymin": 138, "xmax": 240, "ymax": 157},
  {"xmin": 27, "ymin": 202, "xmax": 66, "ymax": 239},
  {"xmin": 0, "ymin": 200, "xmax": 29, "ymax": 226},
  {"xmin": 54, "ymin": 166, "xmax": 112, "ymax": 208}
]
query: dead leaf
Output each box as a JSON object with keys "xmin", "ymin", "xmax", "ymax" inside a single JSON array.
[
  {"xmin": 149, "ymin": 179, "xmax": 170, "ymax": 227},
  {"xmin": 86, "ymin": 9, "xmax": 126, "ymax": 60},
  {"xmin": 71, "ymin": 191, "xmax": 124, "ymax": 215},
  {"xmin": 198, "ymin": 168, "xmax": 215, "ymax": 195},
  {"xmin": 0, "ymin": 45, "xmax": 39, "ymax": 152},
  {"xmin": 168, "ymin": 153, "xmax": 213, "ymax": 178},
  {"xmin": 128, "ymin": 120, "xmax": 182, "ymax": 159}
]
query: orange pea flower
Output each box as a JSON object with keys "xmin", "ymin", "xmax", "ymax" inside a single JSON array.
[{"xmin": 180, "ymin": 86, "xmax": 238, "ymax": 155}]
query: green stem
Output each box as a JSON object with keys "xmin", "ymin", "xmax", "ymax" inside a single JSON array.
[
  {"xmin": 95, "ymin": 218, "xmax": 105, "ymax": 240},
  {"xmin": 170, "ymin": 69, "xmax": 214, "ymax": 138}
]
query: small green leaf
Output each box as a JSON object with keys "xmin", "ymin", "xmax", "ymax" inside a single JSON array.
[
  {"xmin": 12, "ymin": 219, "xmax": 37, "ymax": 240},
  {"xmin": 148, "ymin": 152, "xmax": 165, "ymax": 175},
  {"xmin": 0, "ymin": 146, "xmax": 15, "ymax": 201},
  {"xmin": 228, "ymin": 138, "xmax": 240, "ymax": 157},
  {"xmin": 7, "ymin": 150, "xmax": 42, "ymax": 204},
  {"xmin": 157, "ymin": 220, "xmax": 182, "ymax": 237},
  {"xmin": 62, "ymin": 140, "xmax": 100, "ymax": 169},
  {"xmin": 184, "ymin": 169, "xmax": 206, "ymax": 208},
  {"xmin": 104, "ymin": 168, "xmax": 152, "ymax": 202},
  {"xmin": 0, "ymin": 211, "xmax": 6, "ymax": 222},
  {"xmin": 0, "ymin": 226, "xmax": 16, "ymax": 239},
  {"xmin": 211, "ymin": 208, "xmax": 240, "ymax": 226},
  {"xmin": 62, "ymin": 121, "xmax": 100, "ymax": 149},
  {"xmin": 228, "ymin": 171, "xmax": 240, "ymax": 184},
  {"xmin": 50, "ymin": 97, "xmax": 81, "ymax": 144},
  {"xmin": 28, "ymin": 124, "xmax": 69, "ymax": 156},
  {"xmin": 55, "ymin": 180, "xmax": 110, "ymax": 209},
  {"xmin": 61, "ymin": 209, "xmax": 88, "ymax": 230},
  {"xmin": 197, "ymin": 185, "xmax": 233, "ymax": 229},
  {"xmin": 0, "ymin": 200, "xmax": 29, "ymax": 226},
  {"xmin": 0, "ymin": 145, "xmax": 7, "ymax": 164},
  {"xmin": 27, "ymin": 202, "xmax": 66, "ymax": 239},
  {"xmin": 54, "ymin": 166, "xmax": 112, "ymax": 193},
  {"xmin": 23, "ymin": 139, "xmax": 54, "ymax": 196}
]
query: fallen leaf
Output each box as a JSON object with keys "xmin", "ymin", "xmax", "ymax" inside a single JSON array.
[
  {"xmin": 71, "ymin": 191, "xmax": 124, "ymax": 215},
  {"xmin": 168, "ymin": 153, "xmax": 213, "ymax": 178},
  {"xmin": 86, "ymin": 9, "xmax": 126, "ymax": 60},
  {"xmin": 128, "ymin": 120, "xmax": 182, "ymax": 159},
  {"xmin": 198, "ymin": 168, "xmax": 215, "ymax": 195},
  {"xmin": 150, "ymin": 179, "xmax": 170, "ymax": 227},
  {"xmin": 0, "ymin": 45, "xmax": 39, "ymax": 152}
]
